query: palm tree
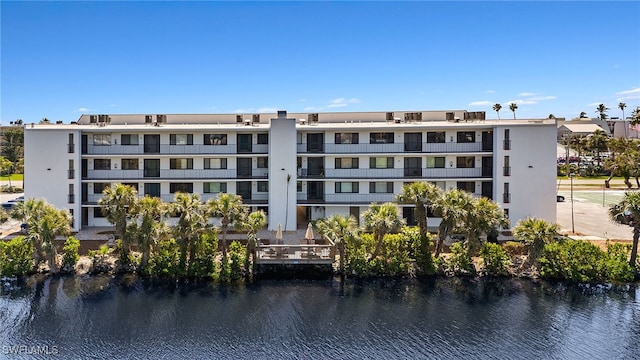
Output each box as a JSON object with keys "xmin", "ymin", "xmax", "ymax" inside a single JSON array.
[
  {"xmin": 463, "ymin": 197, "xmax": 509, "ymax": 258},
  {"xmin": 579, "ymin": 111, "xmax": 588, "ymax": 119},
  {"xmin": 316, "ymin": 214, "xmax": 359, "ymax": 275},
  {"xmin": 10, "ymin": 198, "xmax": 47, "ymax": 265},
  {"xmin": 509, "ymin": 102, "xmax": 518, "ymax": 119},
  {"xmin": 492, "ymin": 103, "xmax": 502, "ymax": 120},
  {"xmin": 433, "ymin": 189, "xmax": 472, "ymax": 257},
  {"xmin": 171, "ymin": 193, "xmax": 210, "ymax": 275},
  {"xmin": 98, "ymin": 183, "xmax": 138, "ymax": 257},
  {"xmin": 395, "ymin": 182, "xmax": 441, "ymax": 241},
  {"xmin": 208, "ymin": 193, "xmax": 247, "ymax": 257},
  {"xmin": 244, "ymin": 210, "xmax": 267, "ymax": 271},
  {"xmin": 586, "ymin": 129, "xmax": 609, "ymax": 167},
  {"xmin": 596, "ymin": 103, "xmax": 609, "ymax": 121},
  {"xmin": 512, "ymin": 217, "xmax": 560, "ymax": 265},
  {"xmin": 362, "ymin": 202, "xmax": 404, "ymax": 260},
  {"xmin": 631, "ymin": 107, "xmax": 640, "ymax": 139},
  {"xmin": 609, "ymin": 192, "xmax": 640, "ymax": 268},
  {"xmin": 128, "ymin": 196, "xmax": 169, "ymax": 269},
  {"xmin": 619, "ymin": 102, "xmax": 627, "ymax": 137}
]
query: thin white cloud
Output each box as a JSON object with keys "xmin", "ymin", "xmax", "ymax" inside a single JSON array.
[
  {"xmin": 109, "ymin": 104, "xmax": 118, "ymax": 107},
  {"xmin": 518, "ymin": 92, "xmax": 537, "ymax": 97},
  {"xmin": 485, "ymin": 90, "xmax": 495, "ymax": 94},
  {"xmin": 74, "ymin": 107, "xmax": 93, "ymax": 112},
  {"xmin": 616, "ymin": 88, "xmax": 640, "ymax": 95},
  {"xmin": 586, "ymin": 102, "xmax": 604, "ymax": 107},
  {"xmin": 304, "ymin": 106, "xmax": 323, "ymax": 111},
  {"xmin": 506, "ymin": 94, "xmax": 557, "ymax": 106},
  {"xmin": 468, "ymin": 100, "xmax": 492, "ymax": 107},
  {"xmin": 326, "ymin": 98, "xmax": 360, "ymax": 108},
  {"xmin": 298, "ymin": 98, "xmax": 307, "ymax": 103},
  {"xmin": 257, "ymin": 107, "xmax": 278, "ymax": 113}
]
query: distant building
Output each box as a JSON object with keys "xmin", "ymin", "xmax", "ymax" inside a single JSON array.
[{"xmin": 24, "ymin": 110, "xmax": 557, "ymax": 233}]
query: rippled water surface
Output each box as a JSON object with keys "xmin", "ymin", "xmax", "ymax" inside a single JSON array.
[{"xmin": 1, "ymin": 276, "xmax": 639, "ymax": 359}]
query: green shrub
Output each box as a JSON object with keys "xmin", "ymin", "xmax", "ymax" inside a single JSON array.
[
  {"xmin": 0, "ymin": 236, "xmax": 33, "ymax": 277},
  {"xmin": 187, "ymin": 233, "xmax": 218, "ymax": 279},
  {"xmin": 444, "ymin": 242, "xmax": 476, "ymax": 276},
  {"xmin": 407, "ymin": 227, "xmax": 435, "ymax": 275},
  {"xmin": 480, "ymin": 242, "xmax": 510, "ymax": 276},
  {"xmin": 229, "ymin": 241, "xmax": 246, "ymax": 281},
  {"xmin": 146, "ymin": 238, "xmax": 180, "ymax": 278},
  {"xmin": 61, "ymin": 236, "xmax": 80, "ymax": 273},
  {"xmin": 539, "ymin": 240, "xmax": 606, "ymax": 282},
  {"xmin": 89, "ymin": 244, "xmax": 113, "ymax": 274},
  {"xmin": 604, "ymin": 242, "xmax": 634, "ymax": 282},
  {"xmin": 218, "ymin": 254, "xmax": 231, "ymax": 284},
  {"xmin": 502, "ymin": 241, "xmax": 527, "ymax": 256}
]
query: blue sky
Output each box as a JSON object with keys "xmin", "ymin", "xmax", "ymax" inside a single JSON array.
[{"xmin": 1, "ymin": 1, "xmax": 639, "ymax": 124}]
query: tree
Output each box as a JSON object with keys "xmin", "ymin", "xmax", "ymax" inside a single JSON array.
[
  {"xmin": 207, "ymin": 193, "xmax": 247, "ymax": 257},
  {"xmin": 395, "ymin": 182, "xmax": 441, "ymax": 241},
  {"xmin": 619, "ymin": 102, "xmax": 627, "ymax": 137},
  {"xmin": 596, "ymin": 103, "xmax": 609, "ymax": 121},
  {"xmin": 433, "ymin": 189, "xmax": 471, "ymax": 257},
  {"xmin": 586, "ymin": 129, "xmax": 609, "ymax": 167},
  {"xmin": 1, "ymin": 128, "xmax": 23, "ymax": 183},
  {"xmin": 244, "ymin": 210, "xmax": 267, "ymax": 272},
  {"xmin": 631, "ymin": 107, "xmax": 640, "ymax": 139},
  {"xmin": 492, "ymin": 103, "xmax": 502, "ymax": 120},
  {"xmin": 609, "ymin": 192, "xmax": 640, "ymax": 269},
  {"xmin": 462, "ymin": 197, "xmax": 509, "ymax": 258},
  {"xmin": 579, "ymin": 111, "xmax": 588, "ymax": 118},
  {"xmin": 362, "ymin": 202, "xmax": 404, "ymax": 260},
  {"xmin": 170, "ymin": 193, "xmax": 210, "ymax": 275},
  {"xmin": 0, "ymin": 157, "xmax": 13, "ymax": 188},
  {"xmin": 316, "ymin": 214, "xmax": 359, "ymax": 275},
  {"xmin": 512, "ymin": 217, "xmax": 560, "ymax": 265},
  {"xmin": 98, "ymin": 183, "xmax": 138, "ymax": 258},
  {"xmin": 509, "ymin": 102, "xmax": 518, "ymax": 120},
  {"xmin": 128, "ymin": 196, "xmax": 170, "ymax": 269}
]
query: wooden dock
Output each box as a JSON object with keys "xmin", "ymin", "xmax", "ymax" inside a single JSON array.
[{"xmin": 255, "ymin": 244, "xmax": 334, "ymax": 265}]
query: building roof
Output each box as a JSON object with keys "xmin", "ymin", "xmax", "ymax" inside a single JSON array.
[{"xmin": 558, "ymin": 123, "xmax": 607, "ymax": 133}]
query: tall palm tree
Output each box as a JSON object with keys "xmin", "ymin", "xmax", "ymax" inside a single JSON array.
[
  {"xmin": 512, "ymin": 217, "xmax": 559, "ymax": 265},
  {"xmin": 463, "ymin": 197, "xmax": 509, "ymax": 258},
  {"xmin": 595, "ymin": 103, "xmax": 609, "ymax": 121},
  {"xmin": 171, "ymin": 193, "xmax": 210, "ymax": 275},
  {"xmin": 492, "ymin": 103, "xmax": 502, "ymax": 120},
  {"xmin": 128, "ymin": 196, "xmax": 169, "ymax": 269},
  {"xmin": 619, "ymin": 102, "xmax": 627, "ymax": 137},
  {"xmin": 362, "ymin": 202, "xmax": 404, "ymax": 260},
  {"xmin": 395, "ymin": 182, "xmax": 441, "ymax": 241},
  {"xmin": 433, "ymin": 189, "xmax": 472, "ymax": 257},
  {"xmin": 579, "ymin": 111, "xmax": 588, "ymax": 119},
  {"xmin": 316, "ymin": 214, "xmax": 359, "ymax": 275},
  {"xmin": 98, "ymin": 183, "xmax": 138, "ymax": 257},
  {"xmin": 609, "ymin": 192, "xmax": 640, "ymax": 268},
  {"xmin": 586, "ymin": 129, "xmax": 609, "ymax": 167},
  {"xmin": 509, "ymin": 102, "xmax": 518, "ymax": 119},
  {"xmin": 244, "ymin": 210, "xmax": 267, "ymax": 270},
  {"xmin": 630, "ymin": 106, "xmax": 640, "ymax": 139},
  {"xmin": 208, "ymin": 193, "xmax": 247, "ymax": 257}
]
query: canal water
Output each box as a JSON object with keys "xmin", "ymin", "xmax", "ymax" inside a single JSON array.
[{"xmin": 1, "ymin": 275, "xmax": 638, "ymax": 359}]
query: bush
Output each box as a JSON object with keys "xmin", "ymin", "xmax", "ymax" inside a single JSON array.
[
  {"xmin": 0, "ymin": 236, "xmax": 33, "ymax": 277},
  {"xmin": 187, "ymin": 233, "xmax": 218, "ymax": 279},
  {"xmin": 480, "ymin": 242, "xmax": 510, "ymax": 276},
  {"xmin": 502, "ymin": 241, "xmax": 527, "ymax": 256},
  {"xmin": 443, "ymin": 242, "xmax": 476, "ymax": 276},
  {"xmin": 407, "ymin": 227, "xmax": 435, "ymax": 275},
  {"xmin": 228, "ymin": 241, "xmax": 246, "ymax": 281},
  {"xmin": 61, "ymin": 236, "xmax": 80, "ymax": 273},
  {"xmin": 539, "ymin": 240, "xmax": 609, "ymax": 283},
  {"xmin": 89, "ymin": 244, "xmax": 113, "ymax": 274},
  {"xmin": 146, "ymin": 238, "xmax": 180, "ymax": 278},
  {"xmin": 604, "ymin": 242, "xmax": 634, "ymax": 282}
]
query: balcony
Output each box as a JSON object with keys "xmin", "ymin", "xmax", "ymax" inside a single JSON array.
[
  {"xmin": 85, "ymin": 169, "xmax": 246, "ymax": 180},
  {"xmin": 324, "ymin": 168, "xmax": 404, "ymax": 178},
  {"xmin": 422, "ymin": 142, "xmax": 484, "ymax": 153},
  {"xmin": 423, "ymin": 168, "xmax": 485, "ymax": 178},
  {"xmin": 324, "ymin": 193, "xmax": 395, "ymax": 204},
  {"xmin": 84, "ymin": 143, "xmax": 268, "ymax": 155}
]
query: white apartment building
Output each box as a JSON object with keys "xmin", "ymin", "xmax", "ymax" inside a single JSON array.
[{"xmin": 24, "ymin": 110, "xmax": 557, "ymax": 233}]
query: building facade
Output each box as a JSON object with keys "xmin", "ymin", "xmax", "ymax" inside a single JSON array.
[{"xmin": 24, "ymin": 110, "xmax": 557, "ymax": 233}]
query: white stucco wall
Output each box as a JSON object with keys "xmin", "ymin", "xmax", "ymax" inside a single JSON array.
[{"xmin": 268, "ymin": 113, "xmax": 297, "ymax": 231}]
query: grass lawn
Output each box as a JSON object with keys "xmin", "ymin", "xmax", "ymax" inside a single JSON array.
[{"xmin": 0, "ymin": 174, "xmax": 24, "ymax": 181}]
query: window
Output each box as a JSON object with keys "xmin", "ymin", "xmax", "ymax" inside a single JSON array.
[
  {"xmin": 204, "ymin": 158, "xmax": 227, "ymax": 169},
  {"xmin": 170, "ymin": 158, "xmax": 193, "ymax": 170},
  {"xmin": 94, "ymin": 159, "xmax": 111, "ymax": 170},
  {"xmin": 503, "ymin": 129, "xmax": 511, "ymax": 150},
  {"xmin": 92, "ymin": 134, "xmax": 111, "ymax": 146},
  {"xmin": 456, "ymin": 157, "xmax": 475, "ymax": 168},
  {"xmin": 257, "ymin": 181, "xmax": 269, "ymax": 192},
  {"xmin": 257, "ymin": 157, "xmax": 268, "ymax": 168},
  {"xmin": 457, "ymin": 181, "xmax": 475, "ymax": 193},
  {"xmin": 426, "ymin": 132, "xmax": 445, "ymax": 143},
  {"xmin": 297, "ymin": 181, "xmax": 302, "ymax": 192},
  {"xmin": 68, "ymin": 184, "xmax": 75, "ymax": 204},
  {"xmin": 404, "ymin": 133, "xmax": 422, "ymax": 151},
  {"xmin": 335, "ymin": 158, "xmax": 359, "ymax": 169},
  {"xmin": 335, "ymin": 133, "xmax": 359, "ymax": 144},
  {"xmin": 503, "ymin": 156, "xmax": 511, "ymax": 176},
  {"xmin": 68, "ymin": 134, "xmax": 74, "ymax": 153},
  {"xmin": 204, "ymin": 182, "xmax": 227, "ymax": 193},
  {"xmin": 457, "ymin": 131, "xmax": 476, "ymax": 143},
  {"xmin": 370, "ymin": 132, "xmax": 394, "ymax": 144},
  {"xmin": 94, "ymin": 183, "xmax": 110, "ymax": 194},
  {"xmin": 204, "ymin": 134, "xmax": 227, "ymax": 145},
  {"xmin": 426, "ymin": 157, "xmax": 445, "ymax": 168},
  {"xmin": 121, "ymin": 159, "xmax": 139, "ymax": 170},
  {"xmin": 404, "ymin": 157, "xmax": 422, "ymax": 177},
  {"xmin": 297, "ymin": 133, "xmax": 303, "ymax": 144},
  {"xmin": 369, "ymin": 157, "xmax": 394, "ymax": 169},
  {"xmin": 170, "ymin": 183, "xmax": 193, "ymax": 193},
  {"xmin": 94, "ymin": 207, "xmax": 106, "ymax": 218},
  {"xmin": 369, "ymin": 182, "xmax": 393, "ymax": 193},
  {"xmin": 336, "ymin": 182, "xmax": 359, "ymax": 193},
  {"xmin": 121, "ymin": 134, "xmax": 139, "ymax": 145},
  {"xmin": 503, "ymin": 183, "xmax": 511, "ymax": 203},
  {"xmin": 68, "ymin": 159, "xmax": 75, "ymax": 179},
  {"xmin": 170, "ymin": 134, "xmax": 193, "ymax": 145},
  {"xmin": 144, "ymin": 183, "xmax": 160, "ymax": 198},
  {"xmin": 257, "ymin": 133, "xmax": 268, "ymax": 144}
]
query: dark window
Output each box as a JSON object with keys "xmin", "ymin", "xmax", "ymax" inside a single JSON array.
[
  {"xmin": 204, "ymin": 182, "xmax": 227, "ymax": 193},
  {"xmin": 94, "ymin": 159, "xmax": 111, "ymax": 170},
  {"xmin": 237, "ymin": 158, "xmax": 252, "ymax": 177},
  {"xmin": 457, "ymin": 181, "xmax": 475, "ymax": 193},
  {"xmin": 370, "ymin": 132, "xmax": 394, "ymax": 144},
  {"xmin": 503, "ymin": 183, "xmax": 510, "ymax": 203},
  {"xmin": 456, "ymin": 157, "xmax": 475, "ymax": 168},
  {"xmin": 307, "ymin": 133, "xmax": 324, "ymax": 152},
  {"xmin": 144, "ymin": 183, "xmax": 160, "ymax": 198},
  {"xmin": 335, "ymin": 133, "xmax": 359, "ymax": 144},
  {"xmin": 504, "ymin": 129, "xmax": 511, "ymax": 150},
  {"xmin": 335, "ymin": 158, "xmax": 359, "ymax": 169},
  {"xmin": 121, "ymin": 159, "xmax": 139, "ymax": 170},
  {"xmin": 237, "ymin": 134, "xmax": 252, "ymax": 153},
  {"xmin": 170, "ymin": 134, "xmax": 193, "ymax": 145},
  {"xmin": 457, "ymin": 131, "xmax": 476, "ymax": 143},
  {"xmin": 404, "ymin": 133, "xmax": 422, "ymax": 152},
  {"xmin": 144, "ymin": 159, "xmax": 160, "ymax": 177},
  {"xmin": 257, "ymin": 133, "xmax": 269, "ymax": 144},
  {"xmin": 68, "ymin": 134, "xmax": 74, "ymax": 153},
  {"xmin": 237, "ymin": 181, "xmax": 252, "ymax": 200},
  {"xmin": 426, "ymin": 132, "xmax": 445, "ymax": 143},
  {"xmin": 257, "ymin": 157, "xmax": 268, "ymax": 168},
  {"xmin": 121, "ymin": 134, "xmax": 139, "ymax": 145},
  {"xmin": 93, "ymin": 183, "xmax": 110, "ymax": 194},
  {"xmin": 94, "ymin": 207, "xmax": 105, "ymax": 218},
  {"xmin": 170, "ymin": 183, "xmax": 193, "ymax": 193},
  {"xmin": 369, "ymin": 157, "xmax": 394, "ymax": 169},
  {"xmin": 204, "ymin": 134, "xmax": 227, "ymax": 145},
  {"xmin": 503, "ymin": 156, "xmax": 511, "ymax": 176},
  {"xmin": 335, "ymin": 182, "xmax": 359, "ymax": 193},
  {"xmin": 404, "ymin": 157, "xmax": 422, "ymax": 177},
  {"xmin": 204, "ymin": 158, "xmax": 227, "ymax": 169},
  {"xmin": 257, "ymin": 181, "xmax": 269, "ymax": 192},
  {"xmin": 369, "ymin": 182, "xmax": 394, "ymax": 193},
  {"xmin": 170, "ymin": 158, "xmax": 193, "ymax": 170},
  {"xmin": 144, "ymin": 135, "xmax": 160, "ymax": 153},
  {"xmin": 426, "ymin": 157, "xmax": 445, "ymax": 168}
]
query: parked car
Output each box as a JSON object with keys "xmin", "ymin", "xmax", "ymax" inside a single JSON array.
[
  {"xmin": 557, "ymin": 195, "xmax": 565, "ymax": 202},
  {"xmin": 1, "ymin": 196, "xmax": 24, "ymax": 210}
]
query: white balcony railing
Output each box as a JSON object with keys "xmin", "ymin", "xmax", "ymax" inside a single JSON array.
[{"xmin": 324, "ymin": 193, "xmax": 395, "ymax": 204}]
